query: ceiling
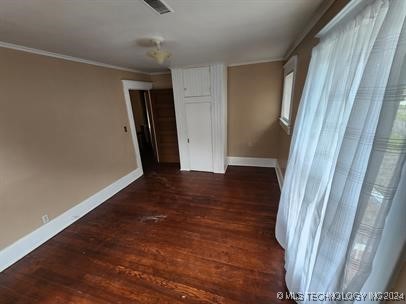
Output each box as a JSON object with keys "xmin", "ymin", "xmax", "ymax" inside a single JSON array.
[{"xmin": 0, "ymin": 0, "xmax": 324, "ymax": 73}]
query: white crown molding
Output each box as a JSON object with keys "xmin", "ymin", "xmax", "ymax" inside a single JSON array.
[
  {"xmin": 0, "ymin": 40, "xmax": 294, "ymax": 75},
  {"xmin": 0, "ymin": 41, "xmax": 151, "ymax": 75},
  {"xmin": 284, "ymin": 0, "xmax": 336, "ymax": 59},
  {"xmin": 317, "ymin": 0, "xmax": 368, "ymax": 38},
  {"xmin": 0, "ymin": 168, "xmax": 143, "ymax": 272},
  {"xmin": 228, "ymin": 58, "xmax": 284, "ymax": 67},
  {"xmin": 149, "ymin": 71, "xmax": 171, "ymax": 76}
]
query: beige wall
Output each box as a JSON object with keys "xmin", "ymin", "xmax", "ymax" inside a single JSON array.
[
  {"xmin": 151, "ymin": 72, "xmax": 172, "ymax": 89},
  {"xmin": 277, "ymin": 0, "xmax": 350, "ymax": 174},
  {"xmin": 151, "ymin": 66, "xmax": 283, "ymax": 159},
  {"xmin": 228, "ymin": 62, "xmax": 283, "ymax": 158},
  {"xmin": 0, "ymin": 47, "xmax": 149, "ymax": 249}
]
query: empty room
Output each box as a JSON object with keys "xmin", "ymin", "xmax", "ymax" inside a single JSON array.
[{"xmin": 0, "ymin": 0, "xmax": 405, "ymax": 303}]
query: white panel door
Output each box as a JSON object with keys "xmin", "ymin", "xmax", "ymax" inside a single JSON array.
[
  {"xmin": 182, "ymin": 67, "xmax": 211, "ymax": 97},
  {"xmin": 185, "ymin": 102, "xmax": 213, "ymax": 172}
]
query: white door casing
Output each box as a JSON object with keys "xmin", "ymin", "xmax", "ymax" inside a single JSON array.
[{"xmin": 121, "ymin": 80, "xmax": 153, "ymax": 174}]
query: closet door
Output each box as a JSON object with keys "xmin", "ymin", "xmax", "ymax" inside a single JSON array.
[
  {"xmin": 171, "ymin": 64, "xmax": 226, "ymax": 173},
  {"xmin": 185, "ymin": 102, "xmax": 213, "ymax": 172},
  {"xmin": 182, "ymin": 67, "xmax": 211, "ymax": 97}
]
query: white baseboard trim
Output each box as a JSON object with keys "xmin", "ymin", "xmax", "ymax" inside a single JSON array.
[
  {"xmin": 275, "ymin": 161, "xmax": 284, "ymax": 190},
  {"xmin": 227, "ymin": 156, "xmax": 277, "ymax": 168},
  {"xmin": 0, "ymin": 167, "xmax": 143, "ymax": 272},
  {"xmin": 214, "ymin": 158, "xmax": 228, "ymax": 174}
]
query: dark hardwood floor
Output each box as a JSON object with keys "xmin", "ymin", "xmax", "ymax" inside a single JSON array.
[{"xmin": 0, "ymin": 165, "xmax": 291, "ymax": 303}]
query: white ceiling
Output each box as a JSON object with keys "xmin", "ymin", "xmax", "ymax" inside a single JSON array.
[{"xmin": 0, "ymin": 0, "xmax": 324, "ymax": 73}]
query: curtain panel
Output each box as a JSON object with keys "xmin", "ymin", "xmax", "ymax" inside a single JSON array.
[{"xmin": 276, "ymin": 0, "xmax": 406, "ymax": 302}]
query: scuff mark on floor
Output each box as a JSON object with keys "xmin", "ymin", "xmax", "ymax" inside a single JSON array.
[{"xmin": 138, "ymin": 215, "xmax": 167, "ymax": 223}]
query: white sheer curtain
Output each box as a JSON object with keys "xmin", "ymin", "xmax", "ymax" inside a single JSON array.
[{"xmin": 276, "ymin": 0, "xmax": 406, "ymax": 301}]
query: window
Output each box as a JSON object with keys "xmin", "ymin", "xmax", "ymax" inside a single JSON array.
[{"xmin": 280, "ymin": 55, "xmax": 297, "ymax": 135}]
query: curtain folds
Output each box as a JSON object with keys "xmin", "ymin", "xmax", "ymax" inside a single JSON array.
[{"xmin": 276, "ymin": 0, "xmax": 406, "ymax": 302}]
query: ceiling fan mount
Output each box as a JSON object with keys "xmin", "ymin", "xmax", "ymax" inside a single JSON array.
[{"xmin": 146, "ymin": 37, "xmax": 171, "ymax": 65}]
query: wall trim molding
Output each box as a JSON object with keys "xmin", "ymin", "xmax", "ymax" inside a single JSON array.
[
  {"xmin": 284, "ymin": 0, "xmax": 336, "ymax": 59},
  {"xmin": 122, "ymin": 80, "xmax": 152, "ymax": 90},
  {"xmin": 0, "ymin": 41, "xmax": 151, "ymax": 75},
  {"xmin": 170, "ymin": 68, "xmax": 190, "ymax": 171},
  {"xmin": 122, "ymin": 80, "xmax": 153, "ymax": 174},
  {"xmin": 316, "ymin": 0, "xmax": 368, "ymax": 38},
  {"xmin": 227, "ymin": 157, "xmax": 277, "ymax": 168},
  {"xmin": 0, "ymin": 40, "xmax": 285, "ymax": 74},
  {"xmin": 228, "ymin": 58, "xmax": 284, "ymax": 67},
  {"xmin": 275, "ymin": 161, "xmax": 284, "ymax": 190},
  {"xmin": 211, "ymin": 64, "xmax": 228, "ymax": 174},
  {"xmin": 149, "ymin": 71, "xmax": 171, "ymax": 76},
  {"xmin": 0, "ymin": 168, "xmax": 143, "ymax": 272}
]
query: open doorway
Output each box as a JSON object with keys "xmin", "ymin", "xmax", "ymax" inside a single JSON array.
[
  {"xmin": 149, "ymin": 89, "xmax": 180, "ymax": 165},
  {"xmin": 129, "ymin": 90, "xmax": 157, "ymax": 172},
  {"xmin": 123, "ymin": 81, "xmax": 180, "ymax": 174}
]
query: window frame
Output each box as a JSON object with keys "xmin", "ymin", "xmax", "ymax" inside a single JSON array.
[{"xmin": 279, "ymin": 55, "xmax": 297, "ymax": 135}]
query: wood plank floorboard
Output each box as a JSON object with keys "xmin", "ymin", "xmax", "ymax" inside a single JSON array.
[{"xmin": 0, "ymin": 165, "xmax": 293, "ymax": 303}]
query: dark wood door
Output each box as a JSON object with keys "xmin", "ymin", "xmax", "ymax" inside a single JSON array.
[{"xmin": 149, "ymin": 89, "xmax": 180, "ymax": 163}]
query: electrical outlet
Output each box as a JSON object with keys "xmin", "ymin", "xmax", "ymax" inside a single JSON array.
[{"xmin": 42, "ymin": 214, "xmax": 49, "ymax": 224}]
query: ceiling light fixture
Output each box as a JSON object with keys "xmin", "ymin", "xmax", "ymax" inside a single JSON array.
[{"xmin": 147, "ymin": 38, "xmax": 171, "ymax": 65}]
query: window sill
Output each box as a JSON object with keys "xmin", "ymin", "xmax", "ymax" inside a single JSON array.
[{"xmin": 279, "ymin": 118, "xmax": 291, "ymax": 136}]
